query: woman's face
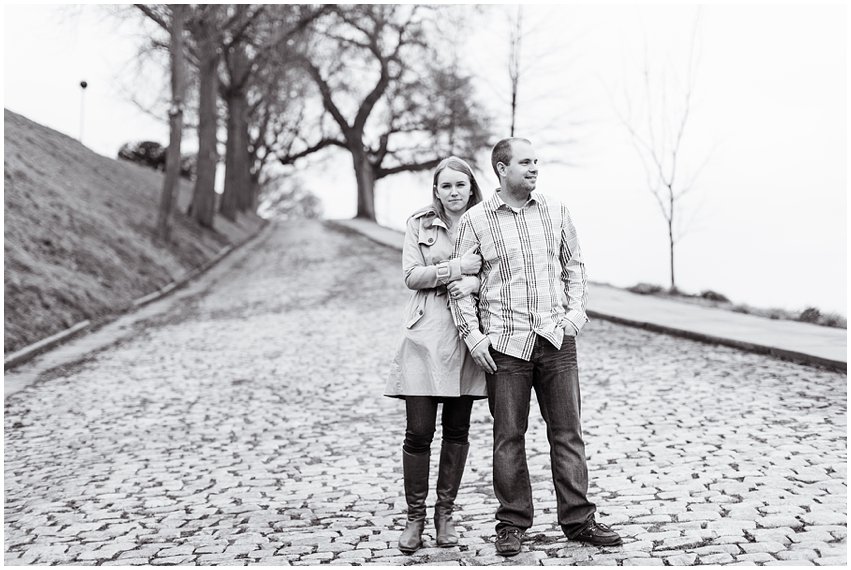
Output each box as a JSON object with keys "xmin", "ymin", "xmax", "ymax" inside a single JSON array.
[{"xmin": 435, "ymin": 168, "xmax": 472, "ymax": 214}]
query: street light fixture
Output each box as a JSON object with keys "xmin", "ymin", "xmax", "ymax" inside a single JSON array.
[{"xmin": 79, "ymin": 80, "xmax": 88, "ymax": 143}]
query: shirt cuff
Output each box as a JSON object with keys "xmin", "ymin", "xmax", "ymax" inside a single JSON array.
[
  {"xmin": 463, "ymin": 329, "xmax": 487, "ymax": 352},
  {"xmin": 448, "ymin": 258, "xmax": 463, "ymax": 281},
  {"xmin": 563, "ymin": 310, "xmax": 588, "ymax": 334}
]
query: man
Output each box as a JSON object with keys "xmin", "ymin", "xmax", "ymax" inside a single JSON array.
[{"xmin": 448, "ymin": 138, "xmax": 621, "ymax": 556}]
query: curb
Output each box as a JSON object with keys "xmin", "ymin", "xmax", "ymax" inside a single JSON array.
[
  {"xmin": 332, "ymin": 219, "xmax": 846, "ymax": 374},
  {"xmin": 2, "ymin": 321, "xmax": 93, "ymax": 372},
  {"xmin": 325, "ymin": 220, "xmax": 402, "ymax": 250},
  {"xmin": 3, "ymin": 220, "xmax": 270, "ymax": 372},
  {"xmin": 587, "ymin": 311, "xmax": 846, "ymax": 374}
]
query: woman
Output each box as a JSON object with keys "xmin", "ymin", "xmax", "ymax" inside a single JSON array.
[{"xmin": 385, "ymin": 156, "xmax": 487, "ymax": 554}]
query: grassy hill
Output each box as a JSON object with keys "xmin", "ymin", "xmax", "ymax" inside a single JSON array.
[{"xmin": 4, "ymin": 109, "xmax": 264, "ymax": 355}]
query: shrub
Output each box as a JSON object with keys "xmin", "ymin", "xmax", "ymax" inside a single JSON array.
[
  {"xmin": 627, "ymin": 282, "xmax": 663, "ymax": 295},
  {"xmin": 766, "ymin": 308, "xmax": 787, "ymax": 320},
  {"xmin": 700, "ymin": 290, "xmax": 730, "ymax": 303},
  {"xmin": 818, "ymin": 312, "xmax": 847, "ymax": 329},
  {"xmin": 798, "ymin": 307, "xmax": 821, "ymax": 323},
  {"xmin": 176, "ymin": 153, "xmax": 196, "ymax": 180}
]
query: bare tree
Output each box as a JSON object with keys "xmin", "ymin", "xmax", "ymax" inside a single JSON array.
[
  {"xmin": 218, "ymin": 4, "xmax": 262, "ymax": 222},
  {"xmin": 279, "ymin": 5, "xmax": 491, "ymax": 221},
  {"xmin": 133, "ymin": 4, "xmax": 187, "ymax": 240},
  {"xmin": 472, "ymin": 6, "xmax": 589, "ymax": 165},
  {"xmin": 183, "ymin": 6, "xmax": 225, "ymax": 228},
  {"xmin": 246, "ymin": 58, "xmax": 314, "ymax": 207},
  {"xmin": 614, "ymin": 13, "xmax": 711, "ymax": 292},
  {"xmin": 134, "ymin": 5, "xmax": 328, "ymax": 227},
  {"xmin": 218, "ymin": 5, "xmax": 325, "ymax": 221},
  {"xmin": 157, "ymin": 5, "xmax": 186, "ymax": 240},
  {"xmin": 136, "ymin": 4, "xmax": 222, "ymax": 229}
]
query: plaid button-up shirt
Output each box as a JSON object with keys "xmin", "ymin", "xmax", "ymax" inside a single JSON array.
[{"xmin": 449, "ymin": 190, "xmax": 588, "ymax": 361}]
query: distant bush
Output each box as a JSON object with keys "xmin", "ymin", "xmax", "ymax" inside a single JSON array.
[
  {"xmin": 700, "ymin": 290, "xmax": 730, "ymax": 303},
  {"xmin": 624, "ymin": 282, "xmax": 845, "ymax": 330},
  {"xmin": 797, "ymin": 307, "xmax": 846, "ymax": 329},
  {"xmin": 766, "ymin": 308, "xmax": 786, "ymax": 320},
  {"xmin": 821, "ymin": 312, "xmax": 847, "ymax": 328},
  {"xmin": 798, "ymin": 307, "xmax": 821, "ymax": 323},
  {"xmin": 627, "ymin": 282, "xmax": 664, "ymax": 295},
  {"xmin": 176, "ymin": 153, "xmax": 196, "ymax": 180}
]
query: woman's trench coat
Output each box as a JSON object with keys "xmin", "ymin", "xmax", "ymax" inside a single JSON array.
[{"xmin": 385, "ymin": 208, "xmax": 487, "ymax": 399}]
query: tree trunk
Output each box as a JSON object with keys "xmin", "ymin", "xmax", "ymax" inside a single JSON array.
[
  {"xmin": 668, "ymin": 227, "xmax": 675, "ymax": 292},
  {"xmin": 668, "ymin": 191, "xmax": 676, "ymax": 292},
  {"xmin": 352, "ymin": 148, "xmax": 376, "ymax": 221},
  {"xmin": 221, "ymin": 41, "xmax": 254, "ymax": 220},
  {"xmin": 190, "ymin": 24, "xmax": 219, "ymax": 229},
  {"xmin": 248, "ymin": 176, "xmax": 261, "ymax": 212},
  {"xmin": 221, "ymin": 87, "xmax": 251, "ymax": 220},
  {"xmin": 157, "ymin": 4, "xmax": 186, "ymax": 241}
]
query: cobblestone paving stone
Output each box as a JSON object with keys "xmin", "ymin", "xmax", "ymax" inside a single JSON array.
[{"xmin": 5, "ymin": 220, "xmax": 846, "ymax": 566}]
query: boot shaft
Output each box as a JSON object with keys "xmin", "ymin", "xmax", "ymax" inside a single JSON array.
[
  {"xmin": 435, "ymin": 441, "xmax": 470, "ymax": 512},
  {"xmin": 402, "ymin": 449, "xmax": 431, "ymax": 520}
]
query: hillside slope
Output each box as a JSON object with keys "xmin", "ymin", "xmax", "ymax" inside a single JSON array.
[{"xmin": 4, "ymin": 109, "xmax": 263, "ymax": 354}]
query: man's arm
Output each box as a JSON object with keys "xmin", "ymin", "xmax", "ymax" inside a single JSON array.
[
  {"xmin": 449, "ymin": 214, "xmax": 486, "ymax": 350},
  {"xmin": 559, "ymin": 203, "xmax": 589, "ymax": 334},
  {"xmin": 449, "ymin": 214, "xmax": 496, "ymax": 373}
]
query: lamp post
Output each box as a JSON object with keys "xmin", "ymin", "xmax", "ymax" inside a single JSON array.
[{"xmin": 79, "ymin": 80, "xmax": 88, "ymax": 143}]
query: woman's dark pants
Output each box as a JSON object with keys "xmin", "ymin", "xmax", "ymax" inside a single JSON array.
[
  {"xmin": 404, "ymin": 396, "xmax": 474, "ymax": 453},
  {"xmin": 486, "ymin": 334, "xmax": 596, "ymax": 535}
]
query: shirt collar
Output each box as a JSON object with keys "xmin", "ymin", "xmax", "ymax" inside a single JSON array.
[{"xmin": 486, "ymin": 189, "xmax": 539, "ymax": 212}]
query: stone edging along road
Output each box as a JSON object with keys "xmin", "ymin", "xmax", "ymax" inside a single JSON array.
[
  {"xmin": 3, "ymin": 220, "xmax": 271, "ymax": 372},
  {"xmin": 329, "ymin": 219, "xmax": 846, "ymax": 375}
]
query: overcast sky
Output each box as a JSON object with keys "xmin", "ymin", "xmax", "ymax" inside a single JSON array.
[{"xmin": 3, "ymin": 3, "xmax": 847, "ymax": 316}]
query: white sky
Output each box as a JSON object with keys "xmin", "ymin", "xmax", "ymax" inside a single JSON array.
[{"xmin": 3, "ymin": 3, "xmax": 848, "ymax": 316}]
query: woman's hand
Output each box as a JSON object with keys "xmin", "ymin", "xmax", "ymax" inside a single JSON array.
[
  {"xmin": 459, "ymin": 246, "xmax": 482, "ymax": 275},
  {"xmin": 447, "ymin": 276, "xmax": 478, "ymax": 300}
]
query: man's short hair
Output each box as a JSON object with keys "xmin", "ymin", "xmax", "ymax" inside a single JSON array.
[{"xmin": 491, "ymin": 137, "xmax": 532, "ymax": 179}]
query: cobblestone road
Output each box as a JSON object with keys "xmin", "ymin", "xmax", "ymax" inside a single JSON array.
[{"xmin": 5, "ymin": 221, "xmax": 846, "ymax": 566}]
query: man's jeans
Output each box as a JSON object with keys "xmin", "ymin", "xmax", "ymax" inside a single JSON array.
[{"xmin": 486, "ymin": 334, "xmax": 596, "ymax": 534}]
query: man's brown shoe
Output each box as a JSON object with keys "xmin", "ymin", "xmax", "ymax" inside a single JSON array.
[
  {"xmin": 495, "ymin": 527, "xmax": 523, "ymax": 556},
  {"xmin": 564, "ymin": 520, "xmax": 622, "ymax": 546}
]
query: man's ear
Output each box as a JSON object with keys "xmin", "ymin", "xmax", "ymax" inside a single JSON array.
[{"xmin": 497, "ymin": 162, "xmax": 507, "ymax": 177}]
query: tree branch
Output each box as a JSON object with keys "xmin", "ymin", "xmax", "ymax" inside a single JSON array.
[
  {"xmin": 277, "ymin": 137, "xmax": 347, "ymax": 166},
  {"xmin": 298, "ymin": 57, "xmax": 352, "ymax": 136},
  {"xmin": 135, "ymin": 4, "xmax": 169, "ymax": 31},
  {"xmin": 375, "ymin": 158, "xmax": 441, "ymax": 179}
]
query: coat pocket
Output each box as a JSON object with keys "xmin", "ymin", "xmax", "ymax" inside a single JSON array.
[{"xmin": 406, "ymin": 305, "xmax": 425, "ymax": 328}]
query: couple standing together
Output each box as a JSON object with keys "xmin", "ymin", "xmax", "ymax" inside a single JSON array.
[{"xmin": 385, "ymin": 137, "xmax": 621, "ymax": 556}]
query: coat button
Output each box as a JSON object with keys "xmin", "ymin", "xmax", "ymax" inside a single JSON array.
[
  {"xmin": 427, "ymin": 237, "xmax": 434, "ymax": 244},
  {"xmin": 419, "ymin": 310, "xmax": 423, "ymax": 314}
]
